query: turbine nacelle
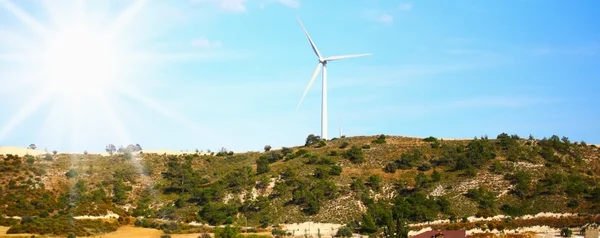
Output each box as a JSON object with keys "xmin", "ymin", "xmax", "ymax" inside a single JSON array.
[{"xmin": 296, "ymin": 16, "xmax": 371, "ymax": 140}]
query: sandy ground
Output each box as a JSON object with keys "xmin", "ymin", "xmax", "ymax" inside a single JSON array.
[
  {"xmin": 282, "ymin": 222, "xmax": 343, "ymax": 236},
  {"xmin": 86, "ymin": 225, "xmax": 163, "ymax": 238},
  {"xmin": 0, "ymin": 146, "xmax": 48, "ymax": 157},
  {"xmin": 0, "ymin": 146, "xmax": 212, "ymax": 157},
  {"xmin": 140, "ymin": 150, "xmax": 211, "ymax": 156},
  {"xmin": 0, "ymin": 226, "xmax": 36, "ymax": 237},
  {"xmin": 410, "ymin": 212, "xmax": 577, "ymax": 227},
  {"xmin": 0, "ymin": 227, "xmax": 8, "ymax": 235}
]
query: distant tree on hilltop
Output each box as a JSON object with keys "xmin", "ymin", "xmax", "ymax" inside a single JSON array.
[
  {"xmin": 305, "ymin": 134, "xmax": 321, "ymax": 146},
  {"xmin": 105, "ymin": 144, "xmax": 116, "ymax": 155},
  {"xmin": 28, "ymin": 144, "xmax": 36, "ymax": 150}
]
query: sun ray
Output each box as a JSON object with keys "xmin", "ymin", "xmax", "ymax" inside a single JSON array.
[
  {"xmin": 0, "ymin": 53, "xmax": 36, "ymax": 62},
  {"xmin": 66, "ymin": 96, "xmax": 85, "ymax": 151},
  {"xmin": 98, "ymin": 94, "xmax": 132, "ymax": 146},
  {"xmin": 75, "ymin": 0, "xmax": 86, "ymax": 23},
  {"xmin": 0, "ymin": 0, "xmax": 49, "ymax": 38},
  {"xmin": 116, "ymin": 87, "xmax": 205, "ymax": 133},
  {"xmin": 0, "ymin": 29, "xmax": 38, "ymax": 52},
  {"xmin": 0, "ymin": 89, "xmax": 54, "ymax": 141},
  {"xmin": 35, "ymin": 95, "xmax": 68, "ymax": 151},
  {"xmin": 124, "ymin": 52, "xmax": 236, "ymax": 62},
  {"xmin": 107, "ymin": 0, "xmax": 148, "ymax": 41}
]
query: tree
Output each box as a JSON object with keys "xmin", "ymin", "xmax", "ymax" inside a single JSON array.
[
  {"xmin": 361, "ymin": 214, "xmax": 378, "ymax": 234},
  {"xmin": 259, "ymin": 215, "xmax": 271, "ymax": 228},
  {"xmin": 383, "ymin": 218, "xmax": 409, "ymax": 238},
  {"xmin": 214, "ymin": 225, "xmax": 241, "ymax": 238},
  {"xmin": 28, "ymin": 144, "xmax": 36, "ymax": 150},
  {"xmin": 256, "ymin": 157, "xmax": 270, "ymax": 174},
  {"xmin": 560, "ymin": 228, "xmax": 572, "ymax": 237},
  {"xmin": 431, "ymin": 169, "xmax": 441, "ymax": 182},
  {"xmin": 414, "ymin": 172, "xmax": 428, "ymax": 189},
  {"xmin": 264, "ymin": 145, "xmax": 271, "ymax": 152},
  {"xmin": 305, "ymin": 134, "xmax": 321, "ymax": 146},
  {"xmin": 105, "ymin": 144, "xmax": 116, "ymax": 155}
]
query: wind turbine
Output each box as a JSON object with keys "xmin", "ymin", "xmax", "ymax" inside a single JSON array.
[{"xmin": 295, "ymin": 16, "xmax": 371, "ymax": 140}]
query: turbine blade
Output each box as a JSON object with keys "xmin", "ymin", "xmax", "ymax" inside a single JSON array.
[
  {"xmin": 297, "ymin": 16, "xmax": 322, "ymax": 59},
  {"xmin": 323, "ymin": 54, "xmax": 372, "ymax": 61},
  {"xmin": 297, "ymin": 63, "xmax": 323, "ymax": 109}
]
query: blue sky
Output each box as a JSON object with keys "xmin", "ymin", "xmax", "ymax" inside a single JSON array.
[{"xmin": 0, "ymin": 0, "xmax": 599, "ymax": 153}]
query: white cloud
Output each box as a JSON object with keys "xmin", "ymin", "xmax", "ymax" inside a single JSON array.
[
  {"xmin": 190, "ymin": 36, "xmax": 222, "ymax": 48},
  {"xmin": 272, "ymin": 0, "xmax": 300, "ymax": 8},
  {"xmin": 397, "ymin": 3, "xmax": 412, "ymax": 11},
  {"xmin": 190, "ymin": 0, "xmax": 247, "ymax": 13},
  {"xmin": 376, "ymin": 13, "xmax": 393, "ymax": 24},
  {"xmin": 366, "ymin": 2, "xmax": 411, "ymax": 25}
]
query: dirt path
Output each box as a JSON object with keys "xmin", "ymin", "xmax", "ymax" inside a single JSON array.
[{"xmin": 90, "ymin": 225, "xmax": 163, "ymax": 238}]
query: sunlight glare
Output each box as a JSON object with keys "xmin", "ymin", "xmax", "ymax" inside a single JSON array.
[{"xmin": 42, "ymin": 28, "xmax": 119, "ymax": 96}]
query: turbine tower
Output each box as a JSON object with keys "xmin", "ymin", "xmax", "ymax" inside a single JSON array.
[{"xmin": 295, "ymin": 16, "xmax": 371, "ymax": 140}]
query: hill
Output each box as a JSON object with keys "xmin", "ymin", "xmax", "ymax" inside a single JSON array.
[{"xmin": 0, "ymin": 134, "xmax": 599, "ymax": 237}]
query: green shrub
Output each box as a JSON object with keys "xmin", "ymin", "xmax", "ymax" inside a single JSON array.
[
  {"xmin": 344, "ymin": 146, "xmax": 365, "ymax": 163},
  {"xmin": 423, "ymin": 136, "xmax": 438, "ymax": 142},
  {"xmin": 567, "ymin": 200, "xmax": 579, "ymax": 208},
  {"xmin": 306, "ymin": 155, "xmax": 318, "ymax": 164},
  {"xmin": 256, "ymin": 157, "xmax": 270, "ymax": 174},
  {"xmin": 281, "ymin": 147, "xmax": 293, "ymax": 155},
  {"xmin": 431, "ymin": 169, "xmax": 441, "ymax": 182},
  {"xmin": 330, "ymin": 165, "xmax": 342, "ymax": 176},
  {"xmin": 316, "ymin": 140, "xmax": 327, "ymax": 148},
  {"xmin": 339, "ymin": 142, "xmax": 349, "ymax": 149},
  {"xmin": 65, "ymin": 169, "xmax": 78, "ymax": 178},
  {"xmin": 336, "ymin": 226, "xmax": 353, "ymax": 237},
  {"xmin": 214, "ymin": 225, "xmax": 242, "ymax": 238},
  {"xmin": 313, "ymin": 168, "xmax": 329, "ymax": 179},
  {"xmin": 368, "ymin": 175, "xmax": 382, "ymax": 191},
  {"xmin": 560, "ymin": 228, "xmax": 572, "ymax": 237},
  {"xmin": 418, "ymin": 162, "xmax": 431, "ymax": 171},
  {"xmin": 361, "ymin": 144, "xmax": 371, "ymax": 149},
  {"xmin": 384, "ymin": 162, "xmax": 397, "ymax": 173},
  {"xmin": 372, "ymin": 134, "xmax": 386, "ymax": 144}
]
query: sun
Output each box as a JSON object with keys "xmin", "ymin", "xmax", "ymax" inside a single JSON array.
[
  {"xmin": 42, "ymin": 28, "xmax": 120, "ymax": 96},
  {"xmin": 0, "ymin": 0, "xmax": 205, "ymax": 151}
]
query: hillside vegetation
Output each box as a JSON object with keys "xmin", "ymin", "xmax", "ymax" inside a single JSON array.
[{"xmin": 1, "ymin": 134, "xmax": 599, "ymax": 236}]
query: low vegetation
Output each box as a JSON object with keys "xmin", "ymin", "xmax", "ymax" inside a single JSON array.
[{"xmin": 0, "ymin": 133, "xmax": 599, "ymax": 236}]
